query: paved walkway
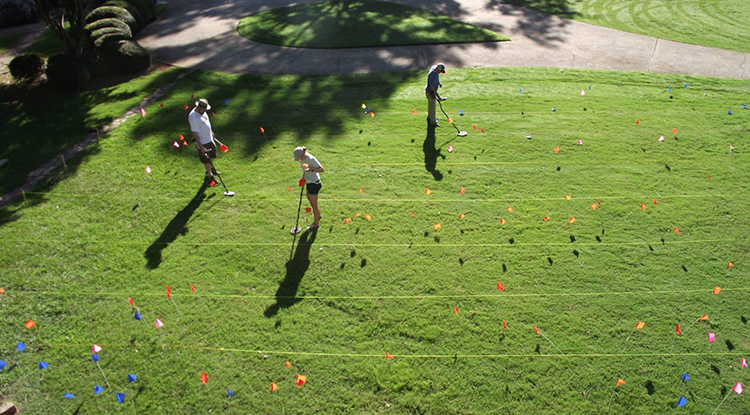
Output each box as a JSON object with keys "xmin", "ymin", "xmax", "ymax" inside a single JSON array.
[{"xmin": 137, "ymin": 0, "xmax": 750, "ymax": 79}]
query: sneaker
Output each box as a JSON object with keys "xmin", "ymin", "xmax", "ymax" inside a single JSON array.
[
  {"xmin": 307, "ymin": 224, "xmax": 320, "ymax": 230},
  {"xmin": 211, "ymin": 168, "xmax": 221, "ymax": 175}
]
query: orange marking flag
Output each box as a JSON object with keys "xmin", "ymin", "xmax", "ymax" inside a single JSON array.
[
  {"xmin": 271, "ymin": 382, "xmax": 279, "ymax": 392},
  {"xmin": 699, "ymin": 314, "xmax": 709, "ymax": 321},
  {"xmin": 25, "ymin": 319, "xmax": 35, "ymax": 329},
  {"xmin": 296, "ymin": 375, "xmax": 307, "ymax": 388},
  {"xmin": 201, "ymin": 372, "xmax": 208, "ymax": 384},
  {"xmin": 507, "ymin": 206, "xmax": 514, "ymax": 213},
  {"xmin": 365, "ymin": 214, "xmax": 372, "ymax": 221},
  {"xmin": 616, "ymin": 378, "xmax": 626, "ymax": 387},
  {"xmin": 434, "ymin": 223, "xmax": 441, "ymax": 230},
  {"xmin": 503, "ymin": 320, "xmax": 507, "ymax": 330},
  {"xmin": 354, "ymin": 213, "xmax": 361, "ymax": 218},
  {"xmin": 674, "ymin": 227, "xmax": 680, "ymax": 234},
  {"xmin": 497, "ymin": 282, "xmax": 504, "ymax": 291},
  {"xmin": 565, "ymin": 195, "xmax": 571, "ymax": 201},
  {"xmin": 454, "ymin": 306, "xmax": 459, "ymax": 315},
  {"xmin": 641, "ymin": 203, "xmax": 646, "ymax": 211},
  {"xmin": 728, "ymin": 262, "xmax": 734, "ymax": 269},
  {"xmin": 425, "ymin": 188, "xmax": 432, "ymax": 195},
  {"xmin": 344, "ymin": 218, "xmax": 351, "ymax": 224},
  {"xmin": 410, "ymin": 211, "xmax": 415, "ymax": 218},
  {"xmin": 713, "ymin": 287, "xmax": 722, "ymax": 295},
  {"xmin": 554, "ymin": 146, "xmax": 560, "ymax": 154},
  {"xmin": 386, "ymin": 353, "xmax": 395, "ymax": 360},
  {"xmin": 460, "ymin": 187, "xmax": 465, "ymax": 194},
  {"xmin": 591, "ymin": 203, "xmax": 598, "ymax": 210},
  {"xmin": 568, "ymin": 217, "xmax": 576, "ymax": 224},
  {"xmin": 533, "ymin": 327, "xmax": 540, "ymax": 335},
  {"xmin": 653, "ymin": 199, "xmax": 657, "ymax": 204},
  {"xmin": 676, "ymin": 324, "xmax": 681, "ymax": 335},
  {"xmin": 459, "ymin": 214, "xmax": 465, "ymax": 220},
  {"xmin": 635, "ymin": 322, "xmax": 646, "ymax": 329},
  {"xmin": 285, "ymin": 360, "xmax": 292, "ymax": 368},
  {"xmin": 359, "ymin": 188, "xmax": 363, "ymax": 194},
  {"xmin": 500, "ymin": 218, "xmax": 506, "ymax": 225},
  {"xmin": 543, "ymin": 216, "xmax": 550, "ymax": 222}
]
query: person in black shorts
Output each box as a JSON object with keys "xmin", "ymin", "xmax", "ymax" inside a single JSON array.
[{"xmin": 293, "ymin": 146, "xmax": 324, "ymax": 230}]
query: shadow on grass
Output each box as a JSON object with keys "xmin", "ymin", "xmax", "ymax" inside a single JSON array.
[
  {"xmin": 264, "ymin": 228, "xmax": 317, "ymax": 317},
  {"xmin": 0, "ymin": 67, "xmax": 184, "ymax": 200},
  {"xmin": 423, "ymin": 122, "xmax": 444, "ymax": 180},
  {"xmin": 144, "ymin": 178, "xmax": 210, "ymax": 269}
]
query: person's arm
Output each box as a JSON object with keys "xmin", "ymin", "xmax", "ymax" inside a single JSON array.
[{"xmin": 191, "ymin": 132, "xmax": 206, "ymax": 153}]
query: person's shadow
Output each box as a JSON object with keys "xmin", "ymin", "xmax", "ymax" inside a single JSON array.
[
  {"xmin": 264, "ymin": 228, "xmax": 317, "ymax": 317},
  {"xmin": 423, "ymin": 122, "xmax": 445, "ymax": 180},
  {"xmin": 144, "ymin": 179, "xmax": 210, "ymax": 269}
]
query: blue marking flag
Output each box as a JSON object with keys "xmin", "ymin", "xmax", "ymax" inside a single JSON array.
[
  {"xmin": 228, "ymin": 388, "xmax": 234, "ymax": 398},
  {"xmin": 39, "ymin": 361, "xmax": 48, "ymax": 370},
  {"xmin": 224, "ymin": 99, "xmax": 229, "ymax": 105},
  {"xmin": 134, "ymin": 312, "xmax": 142, "ymax": 321},
  {"xmin": 668, "ymin": 88, "xmax": 672, "ymax": 92},
  {"xmin": 685, "ymin": 84, "xmax": 689, "ymax": 88},
  {"xmin": 92, "ymin": 354, "xmax": 99, "ymax": 363},
  {"xmin": 519, "ymin": 88, "xmax": 522, "ymax": 93},
  {"xmin": 728, "ymin": 110, "xmax": 733, "ymax": 115},
  {"xmin": 552, "ymin": 107, "xmax": 556, "ymax": 112},
  {"xmin": 128, "ymin": 374, "xmax": 137, "ymax": 383},
  {"xmin": 63, "ymin": 393, "xmax": 75, "ymax": 399},
  {"xmin": 17, "ymin": 341, "xmax": 26, "ymax": 352},
  {"xmin": 0, "ymin": 360, "xmax": 6, "ymax": 370},
  {"xmin": 588, "ymin": 85, "xmax": 591, "ymax": 90},
  {"xmin": 116, "ymin": 392, "xmax": 125, "ymax": 404},
  {"xmin": 94, "ymin": 385, "xmax": 104, "ymax": 395},
  {"xmin": 677, "ymin": 396, "xmax": 687, "ymax": 407},
  {"xmin": 682, "ymin": 373, "xmax": 690, "ymax": 382}
]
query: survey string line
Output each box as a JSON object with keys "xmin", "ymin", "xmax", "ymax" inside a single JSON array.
[{"xmin": 6, "ymin": 287, "xmax": 746, "ymax": 300}]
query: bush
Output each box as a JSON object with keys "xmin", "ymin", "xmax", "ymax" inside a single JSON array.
[
  {"xmin": 93, "ymin": 31, "xmax": 133, "ymax": 49},
  {"xmin": 102, "ymin": 1, "xmax": 145, "ymax": 32},
  {"xmin": 46, "ymin": 53, "xmax": 91, "ymax": 91},
  {"xmin": 104, "ymin": 39, "xmax": 151, "ymax": 74},
  {"xmin": 86, "ymin": 6, "xmax": 139, "ymax": 34},
  {"xmin": 0, "ymin": 0, "xmax": 38, "ymax": 28},
  {"xmin": 85, "ymin": 18, "xmax": 133, "ymax": 37},
  {"xmin": 8, "ymin": 53, "xmax": 45, "ymax": 81}
]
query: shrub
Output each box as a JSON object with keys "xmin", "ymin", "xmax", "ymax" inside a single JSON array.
[
  {"xmin": 104, "ymin": 39, "xmax": 151, "ymax": 74},
  {"xmin": 86, "ymin": 6, "xmax": 139, "ymax": 33},
  {"xmin": 8, "ymin": 53, "xmax": 45, "ymax": 81},
  {"xmin": 102, "ymin": 1, "xmax": 145, "ymax": 32},
  {"xmin": 45, "ymin": 53, "xmax": 91, "ymax": 91},
  {"xmin": 85, "ymin": 18, "xmax": 133, "ymax": 37},
  {"xmin": 90, "ymin": 26, "xmax": 133, "ymax": 49}
]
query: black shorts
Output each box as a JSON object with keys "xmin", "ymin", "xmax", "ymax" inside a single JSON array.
[
  {"xmin": 198, "ymin": 142, "xmax": 217, "ymax": 164},
  {"xmin": 306, "ymin": 182, "xmax": 322, "ymax": 195}
]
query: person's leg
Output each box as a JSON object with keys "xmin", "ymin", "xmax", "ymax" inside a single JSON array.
[
  {"xmin": 426, "ymin": 90, "xmax": 437, "ymax": 125},
  {"xmin": 203, "ymin": 162, "xmax": 213, "ymax": 176},
  {"xmin": 307, "ymin": 193, "xmax": 321, "ymax": 227}
]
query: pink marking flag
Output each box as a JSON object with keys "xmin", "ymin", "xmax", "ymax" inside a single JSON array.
[
  {"xmin": 733, "ymin": 382, "xmax": 743, "ymax": 395},
  {"xmin": 741, "ymin": 358, "xmax": 747, "ymax": 367},
  {"xmin": 145, "ymin": 166, "xmax": 152, "ymax": 174},
  {"xmin": 140, "ymin": 107, "xmax": 146, "ymax": 117},
  {"xmin": 173, "ymin": 141, "xmax": 180, "ymax": 148},
  {"xmin": 708, "ymin": 332, "xmax": 716, "ymax": 342},
  {"xmin": 155, "ymin": 319, "xmax": 163, "ymax": 328},
  {"xmin": 447, "ymin": 145, "xmax": 453, "ymax": 153},
  {"xmin": 93, "ymin": 344, "xmax": 102, "ymax": 354}
]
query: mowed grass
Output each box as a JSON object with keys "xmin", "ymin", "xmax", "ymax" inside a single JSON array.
[
  {"xmin": 1, "ymin": 67, "xmax": 750, "ymax": 413},
  {"xmin": 505, "ymin": 0, "xmax": 750, "ymax": 53},
  {"xmin": 237, "ymin": 0, "xmax": 508, "ymax": 48}
]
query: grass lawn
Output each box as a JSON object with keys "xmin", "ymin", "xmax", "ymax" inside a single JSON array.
[
  {"xmin": 237, "ymin": 0, "xmax": 508, "ymax": 48},
  {"xmin": 0, "ymin": 33, "xmax": 22, "ymax": 55},
  {"xmin": 1, "ymin": 66, "xmax": 749, "ymax": 413},
  {"xmin": 505, "ymin": 0, "xmax": 750, "ymax": 53}
]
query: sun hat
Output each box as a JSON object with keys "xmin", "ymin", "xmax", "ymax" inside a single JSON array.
[
  {"xmin": 293, "ymin": 146, "xmax": 306, "ymax": 161},
  {"xmin": 436, "ymin": 63, "xmax": 446, "ymax": 73},
  {"xmin": 195, "ymin": 98, "xmax": 211, "ymax": 110}
]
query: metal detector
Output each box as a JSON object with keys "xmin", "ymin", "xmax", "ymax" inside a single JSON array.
[
  {"xmin": 290, "ymin": 175, "xmax": 306, "ymax": 235},
  {"xmin": 437, "ymin": 99, "xmax": 468, "ymax": 137}
]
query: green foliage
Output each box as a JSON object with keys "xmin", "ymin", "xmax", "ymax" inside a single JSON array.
[
  {"xmin": 84, "ymin": 17, "xmax": 133, "ymax": 37},
  {"xmin": 1, "ymin": 67, "xmax": 749, "ymax": 413},
  {"xmin": 237, "ymin": 0, "xmax": 509, "ymax": 48},
  {"xmin": 91, "ymin": 27, "xmax": 132, "ymax": 49},
  {"xmin": 102, "ymin": 0, "xmax": 145, "ymax": 31},
  {"xmin": 85, "ymin": 5, "xmax": 139, "ymax": 33},
  {"xmin": 504, "ymin": 0, "xmax": 750, "ymax": 53},
  {"xmin": 44, "ymin": 53, "xmax": 90, "ymax": 90},
  {"xmin": 8, "ymin": 53, "xmax": 45, "ymax": 81},
  {"xmin": 104, "ymin": 39, "xmax": 151, "ymax": 74},
  {"xmin": 0, "ymin": 32, "xmax": 22, "ymax": 55}
]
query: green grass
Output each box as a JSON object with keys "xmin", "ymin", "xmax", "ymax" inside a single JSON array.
[
  {"xmin": 0, "ymin": 67, "xmax": 185, "ymax": 196},
  {"xmin": 505, "ymin": 0, "xmax": 750, "ymax": 53},
  {"xmin": 21, "ymin": 28, "xmax": 64, "ymax": 58},
  {"xmin": 237, "ymin": 0, "xmax": 508, "ymax": 48},
  {"xmin": 0, "ymin": 33, "xmax": 22, "ymax": 55},
  {"xmin": 1, "ymin": 67, "xmax": 749, "ymax": 413}
]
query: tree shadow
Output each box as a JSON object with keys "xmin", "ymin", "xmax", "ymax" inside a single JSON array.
[
  {"xmin": 264, "ymin": 228, "xmax": 317, "ymax": 317},
  {"xmin": 423, "ymin": 122, "xmax": 444, "ymax": 180},
  {"xmin": 144, "ymin": 178, "xmax": 210, "ymax": 269}
]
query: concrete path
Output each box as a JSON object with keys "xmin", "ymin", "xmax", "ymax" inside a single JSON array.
[{"xmin": 137, "ymin": 0, "xmax": 750, "ymax": 79}]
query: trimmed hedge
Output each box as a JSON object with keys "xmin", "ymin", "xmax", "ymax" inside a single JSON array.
[
  {"xmin": 92, "ymin": 27, "xmax": 133, "ymax": 49},
  {"xmin": 105, "ymin": 39, "xmax": 151, "ymax": 74},
  {"xmin": 84, "ymin": 17, "xmax": 133, "ymax": 37},
  {"xmin": 9, "ymin": 53, "xmax": 45, "ymax": 81},
  {"xmin": 46, "ymin": 54, "xmax": 91, "ymax": 91},
  {"xmin": 86, "ymin": 6, "xmax": 139, "ymax": 34},
  {"xmin": 102, "ymin": 1, "xmax": 145, "ymax": 31}
]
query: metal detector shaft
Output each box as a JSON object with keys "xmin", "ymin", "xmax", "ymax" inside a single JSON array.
[
  {"xmin": 194, "ymin": 141, "xmax": 233, "ymax": 195},
  {"xmin": 291, "ymin": 174, "xmax": 305, "ymax": 234},
  {"xmin": 437, "ymin": 99, "xmax": 464, "ymax": 135}
]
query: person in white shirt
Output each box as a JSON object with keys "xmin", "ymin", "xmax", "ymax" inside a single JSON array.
[
  {"xmin": 293, "ymin": 146, "xmax": 325, "ymax": 230},
  {"xmin": 188, "ymin": 98, "xmax": 220, "ymax": 178}
]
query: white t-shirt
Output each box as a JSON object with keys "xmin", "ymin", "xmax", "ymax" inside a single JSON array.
[
  {"xmin": 188, "ymin": 109, "xmax": 213, "ymax": 145},
  {"xmin": 301, "ymin": 154, "xmax": 322, "ymax": 183}
]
